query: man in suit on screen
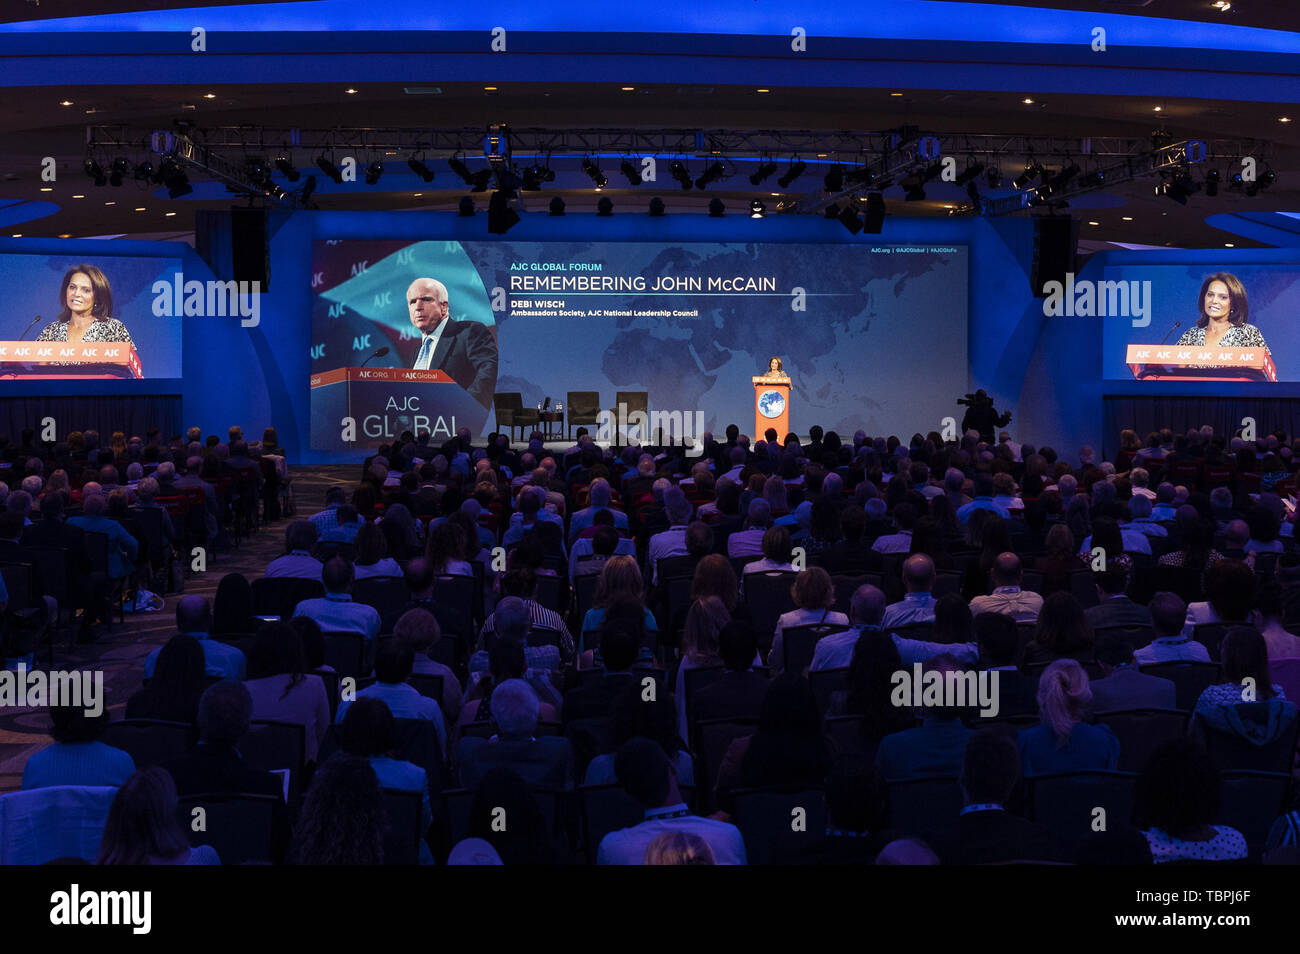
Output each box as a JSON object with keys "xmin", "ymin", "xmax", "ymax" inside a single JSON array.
[{"xmin": 406, "ymin": 277, "xmax": 498, "ymax": 408}]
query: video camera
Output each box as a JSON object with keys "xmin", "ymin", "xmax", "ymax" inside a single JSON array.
[{"xmin": 956, "ymin": 391, "xmax": 992, "ymax": 407}]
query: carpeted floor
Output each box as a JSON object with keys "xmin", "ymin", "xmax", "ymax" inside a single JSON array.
[{"xmin": 0, "ymin": 466, "xmax": 357, "ymax": 793}]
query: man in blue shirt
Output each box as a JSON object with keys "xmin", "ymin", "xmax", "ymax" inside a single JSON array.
[
  {"xmin": 69, "ymin": 492, "xmax": 138, "ymax": 581},
  {"xmin": 956, "ymin": 473, "xmax": 1011, "ymax": 524},
  {"xmin": 144, "ymin": 595, "xmax": 245, "ymax": 680},
  {"xmin": 264, "ymin": 520, "xmax": 324, "ymax": 581},
  {"xmin": 874, "ymin": 655, "xmax": 975, "ymax": 781},
  {"xmin": 318, "ymin": 504, "xmax": 364, "ymax": 544},
  {"xmin": 336, "ymin": 639, "xmax": 445, "ymax": 752},
  {"xmin": 309, "ymin": 486, "xmax": 348, "ymax": 534},
  {"xmin": 292, "ymin": 556, "xmax": 381, "ymax": 640}
]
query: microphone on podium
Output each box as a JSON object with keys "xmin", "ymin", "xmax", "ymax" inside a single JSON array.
[
  {"xmin": 1158, "ymin": 321, "xmax": 1182, "ymax": 345},
  {"xmin": 18, "ymin": 315, "xmax": 41, "ymax": 340},
  {"xmin": 358, "ymin": 345, "xmax": 390, "ymax": 368}
]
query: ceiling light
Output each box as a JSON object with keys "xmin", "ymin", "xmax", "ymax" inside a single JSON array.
[
  {"xmin": 890, "ymin": 92, "xmax": 903, "ymax": 97},
  {"xmin": 777, "ymin": 159, "xmax": 806, "ymax": 188},
  {"xmin": 620, "ymin": 158, "xmax": 643, "ymax": 186},
  {"xmin": 364, "ymin": 160, "xmax": 384, "ymax": 185},
  {"xmin": 59, "ymin": 100, "xmax": 73, "ymax": 107},
  {"xmin": 104, "ymin": 201, "xmax": 115, "ymax": 206},
  {"xmin": 522, "ymin": 160, "xmax": 554, "ymax": 190},
  {"xmin": 582, "ymin": 158, "xmax": 608, "ymax": 190},
  {"xmin": 72, "ymin": 194, "xmax": 84, "ymax": 199},
  {"xmin": 621, "ymin": 86, "xmax": 635, "ymax": 91},
  {"xmin": 695, "ymin": 161, "xmax": 725, "ymax": 190},
  {"xmin": 670, "ymin": 160, "xmax": 692, "ymax": 191},
  {"xmin": 133, "ymin": 161, "xmax": 154, "ymax": 182},
  {"xmin": 345, "ymin": 88, "xmax": 358, "ymax": 94},
  {"xmin": 203, "ymin": 93, "xmax": 217, "ymax": 100},
  {"xmin": 1022, "ymin": 98, "xmax": 1035, "ymax": 105},
  {"xmin": 756, "ymin": 88, "xmax": 770, "ymax": 93},
  {"xmin": 1088, "ymin": 221, "xmax": 1100, "ymax": 226},
  {"xmin": 109, "ymin": 157, "xmax": 130, "ymax": 187},
  {"xmin": 749, "ymin": 159, "xmax": 778, "ymax": 186},
  {"xmin": 1225, "ymin": 242, "xmax": 1235, "ymax": 247},
  {"xmin": 276, "ymin": 156, "xmax": 301, "ymax": 182},
  {"xmin": 483, "ymin": 86, "xmax": 498, "ymax": 91},
  {"xmin": 749, "ymin": 200, "xmax": 766, "ymax": 219},
  {"xmin": 1205, "ymin": 168, "xmax": 1220, "ymax": 196},
  {"xmin": 134, "ymin": 207, "xmax": 146, "ymax": 212},
  {"xmin": 316, "ymin": 154, "xmax": 343, "ymax": 184},
  {"xmin": 1280, "ymin": 117, "xmax": 1292, "ymax": 123},
  {"xmin": 39, "ymin": 187, "xmax": 52, "ymax": 192},
  {"xmin": 1153, "ymin": 105, "xmax": 1163, "ymax": 112},
  {"xmin": 1122, "ymin": 216, "xmax": 1133, "ymax": 221},
  {"xmin": 165, "ymin": 212, "xmax": 177, "ymax": 217}
]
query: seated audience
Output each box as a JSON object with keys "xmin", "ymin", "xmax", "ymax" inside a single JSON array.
[
  {"xmin": 287, "ymin": 754, "xmax": 384, "ymax": 865},
  {"xmin": 1091, "ymin": 631, "xmax": 1177, "ymax": 713},
  {"xmin": 97, "ymin": 767, "xmax": 220, "ymax": 865},
  {"xmin": 1253, "ymin": 583, "xmax": 1300, "ymax": 660},
  {"xmin": 969, "ymin": 552, "xmax": 1043, "ymax": 622},
  {"xmin": 264, "ymin": 520, "xmax": 324, "ymax": 581},
  {"xmin": 22, "ymin": 703, "xmax": 135, "ymax": 790},
  {"xmin": 393, "ymin": 607, "xmax": 463, "ymax": 720},
  {"xmin": 1134, "ymin": 592, "xmax": 1211, "ymax": 664},
  {"xmin": 880, "ymin": 554, "xmax": 938, "ymax": 629},
  {"xmin": 128, "ymin": 633, "xmax": 207, "ymax": 723},
  {"xmin": 1134, "ymin": 739, "xmax": 1248, "ymax": 864},
  {"xmin": 874, "ymin": 655, "xmax": 974, "ymax": 781},
  {"xmin": 144, "ymin": 595, "xmax": 245, "ymax": 681},
  {"xmin": 352, "ymin": 522, "xmax": 402, "ymax": 579},
  {"xmin": 1023, "ymin": 592, "xmax": 1095, "ymax": 667},
  {"xmin": 811, "ymin": 583, "xmax": 886, "ymax": 672},
  {"xmin": 768, "ymin": 567, "xmax": 850, "ymax": 674},
  {"xmin": 456, "ymin": 678, "xmax": 574, "ymax": 790},
  {"xmin": 337, "ymin": 639, "xmax": 446, "ymax": 752},
  {"xmin": 292, "ymin": 556, "xmax": 381, "ymax": 641},
  {"xmin": 243, "ymin": 622, "xmax": 331, "ymax": 762}
]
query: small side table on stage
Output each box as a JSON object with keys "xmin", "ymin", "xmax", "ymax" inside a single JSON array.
[{"xmin": 538, "ymin": 410, "xmax": 564, "ymax": 441}]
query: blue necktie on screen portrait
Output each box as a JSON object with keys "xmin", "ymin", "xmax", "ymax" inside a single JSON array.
[{"xmin": 416, "ymin": 335, "xmax": 433, "ymax": 370}]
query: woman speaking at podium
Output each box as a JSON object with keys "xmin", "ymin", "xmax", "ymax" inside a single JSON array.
[
  {"xmin": 37, "ymin": 265, "xmax": 135, "ymax": 347},
  {"xmin": 1175, "ymin": 273, "xmax": 1269, "ymax": 353}
]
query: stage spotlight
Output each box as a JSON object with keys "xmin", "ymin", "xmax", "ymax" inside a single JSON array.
[
  {"xmin": 449, "ymin": 156, "xmax": 473, "ymax": 183},
  {"xmin": 749, "ymin": 159, "xmax": 777, "ymax": 186},
  {"xmin": 777, "ymin": 158, "xmax": 806, "ymax": 188},
  {"xmin": 1048, "ymin": 162, "xmax": 1079, "ymax": 191},
  {"xmin": 548, "ymin": 196, "xmax": 565, "ymax": 216},
  {"xmin": 1012, "ymin": 162, "xmax": 1042, "ymax": 189},
  {"xmin": 596, "ymin": 196, "xmax": 614, "ymax": 216},
  {"xmin": 954, "ymin": 161, "xmax": 985, "ymax": 186},
  {"xmin": 133, "ymin": 161, "xmax": 154, "ymax": 182},
  {"xmin": 487, "ymin": 190, "xmax": 520, "ymax": 233},
  {"xmin": 695, "ymin": 161, "xmax": 725, "ymax": 190},
  {"xmin": 275, "ymin": 156, "xmax": 300, "ymax": 182},
  {"xmin": 749, "ymin": 199, "xmax": 766, "ymax": 218},
  {"xmin": 1160, "ymin": 170, "xmax": 1200, "ymax": 205},
  {"xmin": 1259, "ymin": 168, "xmax": 1277, "ymax": 189},
  {"xmin": 670, "ymin": 160, "xmax": 693, "ymax": 191},
  {"xmin": 707, "ymin": 197, "xmax": 725, "ymax": 217},
  {"xmin": 582, "ymin": 158, "xmax": 608, "ymax": 190},
  {"xmin": 922, "ymin": 162, "xmax": 944, "ymax": 183},
  {"xmin": 407, "ymin": 157, "xmax": 435, "ymax": 183},
  {"xmin": 266, "ymin": 183, "xmax": 287, "ymax": 202},
  {"xmin": 301, "ymin": 175, "xmax": 318, "ymax": 204},
  {"xmin": 316, "ymin": 154, "xmax": 343, "ymax": 184},
  {"xmin": 837, "ymin": 202, "xmax": 863, "ymax": 234},
  {"xmin": 824, "ymin": 203, "xmax": 840, "ymax": 219},
  {"xmin": 458, "ymin": 196, "xmax": 475, "ymax": 216},
  {"xmin": 364, "ymin": 160, "xmax": 384, "ymax": 185},
  {"xmin": 469, "ymin": 169, "xmax": 493, "ymax": 192},
  {"xmin": 83, "ymin": 157, "xmax": 107, "ymax": 186},
  {"xmin": 823, "ymin": 164, "xmax": 845, "ymax": 193},
  {"xmin": 620, "ymin": 158, "xmax": 643, "ymax": 186},
  {"xmin": 1204, "ymin": 168, "xmax": 1220, "ymax": 196},
  {"xmin": 1080, "ymin": 169, "xmax": 1105, "ymax": 188},
  {"xmin": 109, "ymin": 157, "xmax": 130, "ymax": 187},
  {"xmin": 862, "ymin": 192, "xmax": 885, "ymax": 233},
  {"xmin": 648, "ymin": 197, "xmax": 666, "ymax": 217},
  {"xmin": 522, "ymin": 161, "xmax": 554, "ymax": 191}
]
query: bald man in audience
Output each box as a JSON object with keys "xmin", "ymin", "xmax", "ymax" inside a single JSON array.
[
  {"xmin": 811, "ymin": 584, "xmax": 886, "ymax": 671},
  {"xmin": 968, "ymin": 553, "xmax": 1043, "ymax": 622},
  {"xmin": 880, "ymin": 554, "xmax": 938, "ymax": 629}
]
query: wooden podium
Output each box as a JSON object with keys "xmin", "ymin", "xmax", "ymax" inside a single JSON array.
[
  {"xmin": 1126, "ymin": 345, "xmax": 1277, "ymax": 382},
  {"xmin": 0, "ymin": 340, "xmax": 143, "ymax": 378},
  {"xmin": 753, "ymin": 376, "xmax": 791, "ymax": 440}
]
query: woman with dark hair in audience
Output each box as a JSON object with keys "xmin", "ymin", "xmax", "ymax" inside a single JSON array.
[
  {"xmin": 212, "ymin": 573, "xmax": 256, "ymax": 635},
  {"xmin": 1079, "ymin": 517, "xmax": 1134, "ymax": 588},
  {"xmin": 908, "ymin": 515, "xmax": 955, "ymax": 570},
  {"xmin": 1065, "ymin": 495, "xmax": 1092, "ymax": 548},
  {"xmin": 715, "ymin": 673, "xmax": 830, "ymax": 815},
  {"xmin": 97, "ymin": 766, "xmax": 220, "ymax": 865},
  {"xmin": 338, "ymin": 697, "xmax": 433, "ymax": 863},
  {"xmin": 1017, "ymin": 659, "xmax": 1118, "ymax": 776},
  {"xmin": 244, "ymin": 622, "xmax": 330, "ymax": 762},
  {"xmin": 381, "ymin": 502, "xmax": 423, "ymax": 554},
  {"xmin": 962, "ymin": 514, "xmax": 1013, "ymax": 600},
  {"xmin": 675, "ymin": 596, "xmax": 732, "ymax": 741},
  {"xmin": 447, "ymin": 510, "xmax": 485, "ymax": 567},
  {"xmin": 827, "ymin": 631, "xmax": 916, "ymax": 756},
  {"xmin": 1022, "ymin": 592, "xmax": 1094, "ymax": 666},
  {"xmin": 458, "ymin": 642, "xmax": 559, "ymax": 738},
  {"xmin": 1133, "ymin": 739, "xmax": 1247, "ymax": 863},
  {"xmin": 1158, "ymin": 508, "xmax": 1223, "ymax": 581},
  {"xmin": 22, "ymin": 702, "xmax": 135, "ymax": 790},
  {"xmin": 584, "ymin": 681, "xmax": 694, "ymax": 787},
  {"xmin": 1193, "ymin": 627, "xmax": 1292, "ymax": 737},
  {"xmin": 288, "ymin": 615, "xmax": 329, "ymax": 674},
  {"xmin": 353, "ymin": 521, "xmax": 402, "ymax": 579},
  {"xmin": 426, "ymin": 520, "xmax": 472, "ymax": 576},
  {"xmin": 803, "ymin": 496, "xmax": 842, "ymax": 558},
  {"xmin": 126, "ymin": 634, "xmax": 206, "ymax": 723},
  {"xmin": 1032, "ymin": 524, "xmax": 1077, "ymax": 597},
  {"xmin": 929, "ymin": 493, "xmax": 961, "ymax": 542},
  {"xmin": 352, "ymin": 483, "xmax": 379, "ymax": 521},
  {"xmin": 463, "ymin": 767, "xmax": 554, "ymax": 865},
  {"xmin": 287, "ymin": 754, "xmax": 385, "ymax": 865}
]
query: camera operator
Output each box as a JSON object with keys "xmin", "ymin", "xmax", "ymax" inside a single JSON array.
[{"xmin": 959, "ymin": 390, "xmax": 1011, "ymax": 444}]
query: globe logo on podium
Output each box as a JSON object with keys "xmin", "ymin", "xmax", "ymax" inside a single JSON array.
[{"xmin": 758, "ymin": 389, "xmax": 786, "ymax": 419}]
